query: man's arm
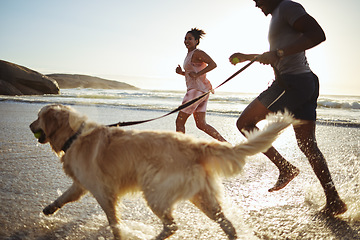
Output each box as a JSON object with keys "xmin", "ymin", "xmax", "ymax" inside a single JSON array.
[
  {"xmin": 229, "ymin": 53, "xmax": 258, "ymax": 65},
  {"xmin": 257, "ymin": 14, "xmax": 326, "ymax": 65},
  {"xmin": 281, "ymin": 14, "xmax": 326, "ymax": 56}
]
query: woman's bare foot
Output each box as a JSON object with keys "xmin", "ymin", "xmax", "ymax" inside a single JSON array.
[
  {"xmin": 268, "ymin": 166, "xmax": 300, "ymax": 192},
  {"xmin": 320, "ymin": 199, "xmax": 348, "ymax": 216}
]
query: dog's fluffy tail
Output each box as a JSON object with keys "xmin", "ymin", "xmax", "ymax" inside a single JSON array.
[{"xmin": 205, "ymin": 112, "xmax": 297, "ymax": 177}]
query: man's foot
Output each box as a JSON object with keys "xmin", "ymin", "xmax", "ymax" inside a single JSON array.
[
  {"xmin": 268, "ymin": 166, "xmax": 300, "ymax": 192},
  {"xmin": 320, "ymin": 199, "xmax": 348, "ymax": 216}
]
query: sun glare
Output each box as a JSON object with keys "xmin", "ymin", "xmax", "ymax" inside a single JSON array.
[{"xmin": 201, "ymin": 6, "xmax": 274, "ymax": 93}]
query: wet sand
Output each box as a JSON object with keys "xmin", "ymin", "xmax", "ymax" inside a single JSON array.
[{"xmin": 0, "ymin": 101, "xmax": 359, "ymax": 239}]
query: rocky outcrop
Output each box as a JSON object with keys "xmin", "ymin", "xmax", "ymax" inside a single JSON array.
[
  {"xmin": 47, "ymin": 74, "xmax": 139, "ymax": 90},
  {"xmin": 0, "ymin": 60, "xmax": 139, "ymax": 96},
  {"xmin": 0, "ymin": 60, "xmax": 60, "ymax": 96}
]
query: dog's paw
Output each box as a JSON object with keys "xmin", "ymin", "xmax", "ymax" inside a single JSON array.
[{"xmin": 43, "ymin": 204, "xmax": 59, "ymax": 215}]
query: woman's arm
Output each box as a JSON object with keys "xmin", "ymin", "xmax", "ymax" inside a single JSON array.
[
  {"xmin": 189, "ymin": 50, "xmax": 217, "ymax": 78},
  {"xmin": 175, "ymin": 65, "xmax": 185, "ymax": 76}
]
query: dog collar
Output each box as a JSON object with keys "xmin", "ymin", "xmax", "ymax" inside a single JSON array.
[{"xmin": 62, "ymin": 122, "xmax": 85, "ymax": 152}]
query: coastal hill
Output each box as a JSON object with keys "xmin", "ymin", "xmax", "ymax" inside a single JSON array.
[
  {"xmin": 0, "ymin": 60, "xmax": 139, "ymax": 96},
  {"xmin": 47, "ymin": 74, "xmax": 139, "ymax": 90}
]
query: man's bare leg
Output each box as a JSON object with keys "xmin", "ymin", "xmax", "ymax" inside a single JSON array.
[
  {"xmin": 237, "ymin": 99, "xmax": 299, "ymax": 191},
  {"xmin": 264, "ymin": 146, "xmax": 300, "ymax": 192},
  {"xmin": 294, "ymin": 120, "xmax": 347, "ymax": 216}
]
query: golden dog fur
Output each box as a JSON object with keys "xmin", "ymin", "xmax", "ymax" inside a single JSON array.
[{"xmin": 30, "ymin": 104, "xmax": 294, "ymax": 240}]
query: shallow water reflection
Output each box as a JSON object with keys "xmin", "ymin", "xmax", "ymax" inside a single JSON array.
[{"xmin": 1, "ymin": 102, "xmax": 359, "ymax": 239}]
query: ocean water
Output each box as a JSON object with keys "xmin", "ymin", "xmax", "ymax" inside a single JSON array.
[
  {"xmin": 0, "ymin": 89, "xmax": 360, "ymax": 240},
  {"xmin": 1, "ymin": 88, "xmax": 359, "ymax": 127}
]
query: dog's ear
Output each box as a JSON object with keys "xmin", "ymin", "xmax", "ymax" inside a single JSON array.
[
  {"xmin": 41, "ymin": 107, "xmax": 66, "ymax": 136},
  {"xmin": 40, "ymin": 106, "xmax": 73, "ymax": 152},
  {"xmin": 38, "ymin": 104, "xmax": 87, "ymax": 153}
]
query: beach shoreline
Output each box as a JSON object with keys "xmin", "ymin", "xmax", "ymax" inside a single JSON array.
[{"xmin": 0, "ymin": 101, "xmax": 359, "ymax": 239}]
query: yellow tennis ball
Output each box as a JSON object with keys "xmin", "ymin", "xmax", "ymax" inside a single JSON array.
[
  {"xmin": 34, "ymin": 131, "xmax": 42, "ymax": 139},
  {"xmin": 232, "ymin": 57, "xmax": 240, "ymax": 64}
]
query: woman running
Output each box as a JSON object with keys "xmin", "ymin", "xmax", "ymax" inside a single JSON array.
[{"xmin": 175, "ymin": 28, "xmax": 226, "ymax": 142}]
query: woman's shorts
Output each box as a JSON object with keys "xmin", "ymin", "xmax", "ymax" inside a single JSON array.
[
  {"xmin": 181, "ymin": 89, "xmax": 209, "ymax": 114},
  {"xmin": 258, "ymin": 72, "xmax": 319, "ymax": 121}
]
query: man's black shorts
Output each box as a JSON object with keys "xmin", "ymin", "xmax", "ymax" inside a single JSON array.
[{"xmin": 258, "ymin": 72, "xmax": 319, "ymax": 121}]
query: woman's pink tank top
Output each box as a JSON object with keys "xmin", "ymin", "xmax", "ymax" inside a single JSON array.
[{"xmin": 183, "ymin": 49, "xmax": 212, "ymax": 92}]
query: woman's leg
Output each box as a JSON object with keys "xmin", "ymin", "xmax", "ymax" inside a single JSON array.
[
  {"xmin": 237, "ymin": 98, "xmax": 299, "ymax": 192},
  {"xmin": 293, "ymin": 121, "xmax": 347, "ymax": 215},
  {"xmin": 193, "ymin": 112, "xmax": 227, "ymax": 142},
  {"xmin": 175, "ymin": 111, "xmax": 191, "ymax": 133}
]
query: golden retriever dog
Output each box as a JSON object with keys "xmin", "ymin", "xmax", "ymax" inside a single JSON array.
[{"xmin": 30, "ymin": 104, "xmax": 294, "ymax": 240}]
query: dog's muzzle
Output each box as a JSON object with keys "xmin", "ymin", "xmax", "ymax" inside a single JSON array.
[{"xmin": 30, "ymin": 122, "xmax": 47, "ymax": 143}]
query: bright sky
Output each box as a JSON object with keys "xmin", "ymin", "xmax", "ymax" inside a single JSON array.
[{"xmin": 1, "ymin": 0, "xmax": 359, "ymax": 96}]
